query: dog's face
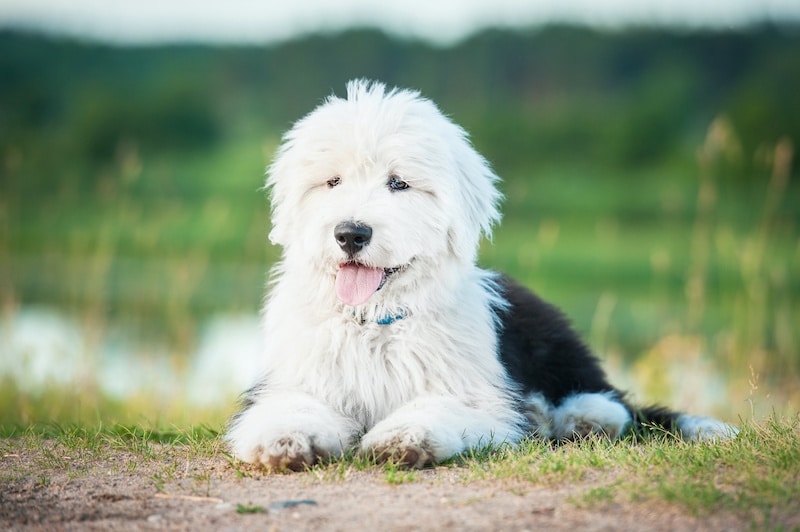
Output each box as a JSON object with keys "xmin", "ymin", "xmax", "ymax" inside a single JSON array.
[{"xmin": 267, "ymin": 80, "xmax": 501, "ymax": 308}]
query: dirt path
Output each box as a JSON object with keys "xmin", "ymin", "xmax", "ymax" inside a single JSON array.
[{"xmin": 1, "ymin": 440, "xmax": 754, "ymax": 531}]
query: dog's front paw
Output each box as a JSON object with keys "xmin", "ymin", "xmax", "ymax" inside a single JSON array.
[
  {"xmin": 360, "ymin": 422, "xmax": 459, "ymax": 469},
  {"xmin": 237, "ymin": 431, "xmax": 325, "ymax": 471},
  {"xmin": 226, "ymin": 393, "xmax": 361, "ymax": 471},
  {"xmin": 363, "ymin": 434, "xmax": 436, "ymax": 469}
]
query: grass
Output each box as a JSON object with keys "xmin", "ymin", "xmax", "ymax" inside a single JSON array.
[
  {"xmin": 0, "ymin": 423, "xmax": 223, "ymax": 496},
  {"xmin": 235, "ymin": 503, "xmax": 267, "ymax": 514},
  {"xmin": 3, "ymin": 416, "xmax": 798, "ymax": 526},
  {"xmin": 306, "ymin": 416, "xmax": 799, "ymax": 525},
  {"xmin": 0, "ymin": 378, "xmax": 235, "ymax": 434}
]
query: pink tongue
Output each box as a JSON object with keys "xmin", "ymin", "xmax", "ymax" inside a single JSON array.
[{"xmin": 335, "ymin": 264, "xmax": 385, "ymax": 306}]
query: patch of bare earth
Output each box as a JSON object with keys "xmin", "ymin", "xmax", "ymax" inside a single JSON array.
[{"xmin": 0, "ymin": 440, "xmax": 756, "ymax": 531}]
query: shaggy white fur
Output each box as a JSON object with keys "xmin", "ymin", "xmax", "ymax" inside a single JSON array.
[
  {"xmin": 226, "ymin": 80, "xmax": 524, "ymax": 469},
  {"xmin": 226, "ymin": 80, "xmax": 735, "ymax": 470}
]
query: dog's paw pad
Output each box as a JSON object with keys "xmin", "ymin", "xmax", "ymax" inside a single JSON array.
[
  {"xmin": 253, "ymin": 433, "xmax": 324, "ymax": 472},
  {"xmin": 365, "ymin": 440, "xmax": 435, "ymax": 469}
]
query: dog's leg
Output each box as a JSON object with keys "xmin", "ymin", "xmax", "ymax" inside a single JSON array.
[
  {"xmin": 359, "ymin": 395, "xmax": 523, "ymax": 468},
  {"xmin": 226, "ymin": 392, "xmax": 360, "ymax": 471},
  {"xmin": 550, "ymin": 392, "xmax": 632, "ymax": 440}
]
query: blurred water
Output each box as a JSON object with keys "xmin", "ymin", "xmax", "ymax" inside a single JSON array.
[
  {"xmin": 0, "ymin": 307, "xmax": 265, "ymax": 407},
  {"xmin": 0, "ymin": 306, "xmax": 770, "ymax": 421}
]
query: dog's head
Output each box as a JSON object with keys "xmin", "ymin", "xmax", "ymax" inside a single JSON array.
[{"xmin": 266, "ymin": 80, "xmax": 501, "ymax": 308}]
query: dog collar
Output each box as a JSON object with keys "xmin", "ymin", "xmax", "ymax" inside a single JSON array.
[{"xmin": 376, "ymin": 309, "xmax": 408, "ymax": 325}]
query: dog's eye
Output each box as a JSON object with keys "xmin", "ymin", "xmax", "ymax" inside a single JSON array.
[
  {"xmin": 326, "ymin": 176, "xmax": 341, "ymax": 188},
  {"xmin": 388, "ymin": 175, "xmax": 409, "ymax": 191}
]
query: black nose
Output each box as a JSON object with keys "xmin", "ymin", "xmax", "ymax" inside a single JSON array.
[{"xmin": 334, "ymin": 221, "xmax": 372, "ymax": 257}]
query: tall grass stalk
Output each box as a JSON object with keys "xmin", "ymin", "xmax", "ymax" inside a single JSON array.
[{"xmin": 687, "ymin": 117, "xmax": 797, "ymax": 417}]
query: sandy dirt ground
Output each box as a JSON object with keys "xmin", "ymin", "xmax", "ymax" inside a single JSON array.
[{"xmin": 1, "ymin": 440, "xmax": 759, "ymax": 531}]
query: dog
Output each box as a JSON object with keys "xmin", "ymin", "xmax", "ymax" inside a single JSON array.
[{"xmin": 226, "ymin": 80, "xmax": 736, "ymax": 470}]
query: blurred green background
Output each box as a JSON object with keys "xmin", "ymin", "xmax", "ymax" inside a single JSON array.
[{"xmin": 1, "ymin": 26, "xmax": 798, "ymax": 429}]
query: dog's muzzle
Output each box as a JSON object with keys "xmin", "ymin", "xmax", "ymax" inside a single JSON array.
[{"xmin": 332, "ymin": 221, "xmax": 410, "ymax": 307}]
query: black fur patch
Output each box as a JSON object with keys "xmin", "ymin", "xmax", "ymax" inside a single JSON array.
[{"xmin": 495, "ymin": 275, "xmax": 678, "ymax": 432}]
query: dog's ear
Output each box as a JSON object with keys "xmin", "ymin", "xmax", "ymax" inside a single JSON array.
[
  {"xmin": 264, "ymin": 142, "xmax": 295, "ymax": 247},
  {"xmin": 446, "ymin": 127, "xmax": 503, "ymax": 263}
]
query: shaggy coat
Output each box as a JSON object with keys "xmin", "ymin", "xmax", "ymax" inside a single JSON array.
[{"xmin": 226, "ymin": 80, "xmax": 735, "ymax": 470}]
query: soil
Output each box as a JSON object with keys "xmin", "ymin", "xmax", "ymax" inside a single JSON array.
[{"xmin": 1, "ymin": 440, "xmax": 758, "ymax": 531}]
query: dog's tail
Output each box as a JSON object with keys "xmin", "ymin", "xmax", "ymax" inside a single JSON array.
[{"xmin": 631, "ymin": 404, "xmax": 738, "ymax": 441}]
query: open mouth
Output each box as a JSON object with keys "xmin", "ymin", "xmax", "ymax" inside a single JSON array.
[{"xmin": 335, "ymin": 262, "xmax": 403, "ymax": 306}]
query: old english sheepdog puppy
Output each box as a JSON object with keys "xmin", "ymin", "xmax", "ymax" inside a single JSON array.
[{"xmin": 226, "ymin": 80, "xmax": 736, "ymax": 470}]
